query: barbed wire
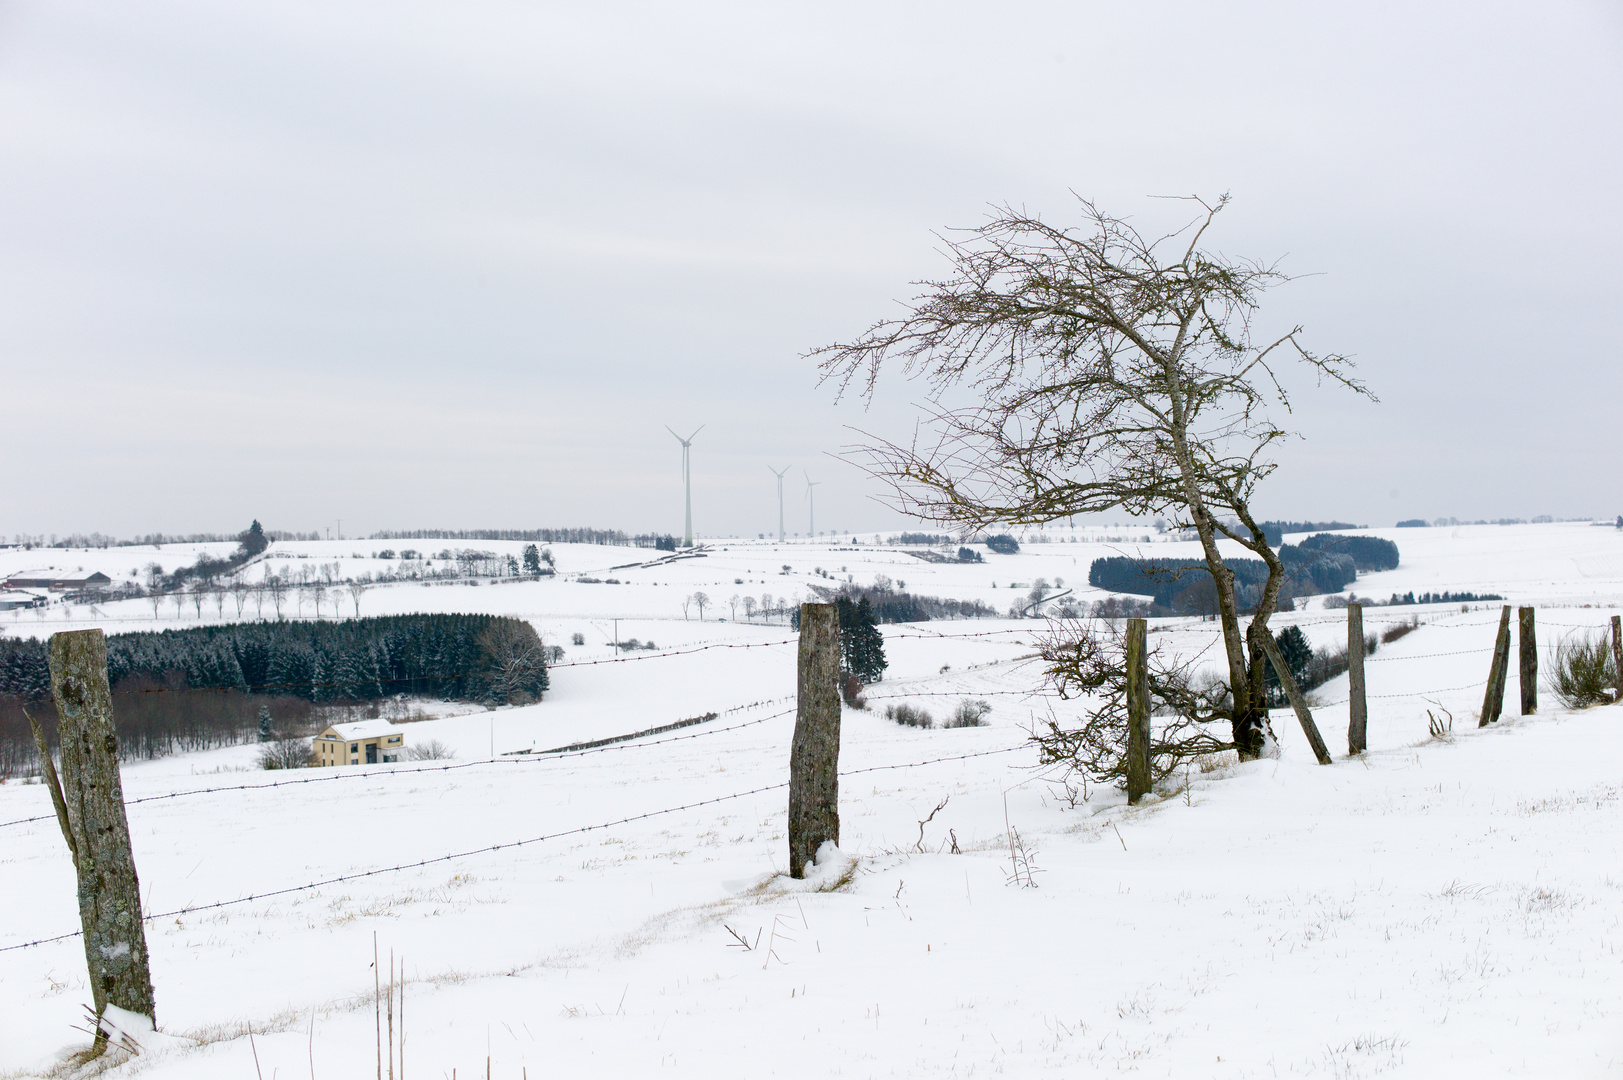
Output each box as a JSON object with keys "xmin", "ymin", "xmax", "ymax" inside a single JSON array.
[
  {"xmin": 0, "ymin": 707, "xmax": 796, "ymax": 831},
  {"xmin": 3, "ymin": 625, "xmax": 1044, "ymax": 702},
  {"xmin": 0, "ymin": 742, "xmax": 1026, "ymax": 954},
  {"xmin": 1365, "ymin": 647, "xmax": 1494, "ymax": 663}
]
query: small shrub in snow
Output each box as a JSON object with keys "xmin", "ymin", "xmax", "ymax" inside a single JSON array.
[
  {"xmin": 258, "ymin": 738, "xmax": 311, "ymax": 770},
  {"xmin": 1381, "ymin": 617, "xmax": 1419, "ymax": 645},
  {"xmin": 945, "ymin": 699, "xmax": 992, "ymax": 728},
  {"xmin": 884, "ymin": 703, "xmax": 934, "ymax": 729},
  {"xmin": 1552, "ymin": 632, "xmax": 1618, "ymax": 709},
  {"xmin": 1031, "ymin": 618, "xmax": 1231, "ymax": 790},
  {"xmin": 406, "ymin": 739, "xmax": 456, "ymax": 761},
  {"xmin": 840, "ymin": 674, "xmax": 868, "ymax": 710}
]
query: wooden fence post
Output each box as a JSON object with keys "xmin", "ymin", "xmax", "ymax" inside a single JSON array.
[
  {"xmin": 1611, "ymin": 615, "xmax": 1622, "ymax": 705},
  {"xmin": 1260, "ymin": 633, "xmax": 1333, "ymax": 765},
  {"xmin": 789, "ymin": 603, "xmax": 840, "ymax": 879},
  {"xmin": 1124, "ymin": 618, "xmax": 1151, "ymax": 804},
  {"xmin": 1346, "ymin": 603, "xmax": 1367, "ymax": 755},
  {"xmin": 47, "ymin": 629, "xmax": 157, "ymax": 1044},
  {"xmin": 1479, "ymin": 605, "xmax": 1512, "ymax": 726},
  {"xmin": 1518, "ymin": 606, "xmax": 1538, "ymax": 715}
]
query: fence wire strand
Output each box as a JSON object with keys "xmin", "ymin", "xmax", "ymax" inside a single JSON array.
[{"xmin": 0, "ymin": 743, "xmax": 1026, "ymax": 954}]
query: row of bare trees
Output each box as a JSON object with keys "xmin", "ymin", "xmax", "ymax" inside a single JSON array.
[{"xmin": 138, "ymin": 577, "xmax": 368, "ymax": 621}]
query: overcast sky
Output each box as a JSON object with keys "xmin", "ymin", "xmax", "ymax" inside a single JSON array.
[{"xmin": 3, "ymin": 1, "xmax": 1619, "ymax": 542}]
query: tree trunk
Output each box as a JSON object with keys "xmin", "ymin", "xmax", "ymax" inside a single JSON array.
[
  {"xmin": 1124, "ymin": 619, "xmax": 1151, "ymax": 803},
  {"xmin": 1159, "ymin": 359, "xmax": 1261, "ymax": 758},
  {"xmin": 48, "ymin": 629, "xmax": 157, "ymax": 1042},
  {"xmin": 788, "ymin": 603, "xmax": 840, "ymax": 878}
]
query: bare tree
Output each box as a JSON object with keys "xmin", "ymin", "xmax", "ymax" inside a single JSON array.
[
  {"xmin": 190, "ymin": 584, "xmax": 207, "ymax": 618},
  {"xmin": 266, "ymin": 575, "xmax": 287, "ymax": 619},
  {"xmin": 742, "ymin": 596, "xmax": 757, "ymax": 621},
  {"xmin": 681, "ymin": 594, "xmax": 693, "ymax": 619},
  {"xmin": 252, "ymin": 580, "xmax": 267, "ymax": 618},
  {"xmin": 144, "ymin": 563, "xmax": 164, "ymax": 618},
  {"xmin": 815, "ymin": 195, "xmax": 1370, "ymax": 757},
  {"xmin": 477, "ymin": 619, "xmax": 548, "ymax": 704},
  {"xmin": 347, "ymin": 582, "xmax": 366, "ymax": 616},
  {"xmin": 170, "ymin": 590, "xmax": 186, "ymax": 619},
  {"xmin": 230, "ymin": 576, "xmax": 251, "ymax": 617},
  {"xmin": 728, "ymin": 593, "xmax": 741, "ymax": 620},
  {"xmin": 210, "ymin": 580, "xmax": 227, "ymax": 617},
  {"xmin": 693, "ymin": 591, "xmax": 711, "ymax": 619}
]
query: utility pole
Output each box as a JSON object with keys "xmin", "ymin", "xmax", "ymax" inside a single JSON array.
[
  {"xmin": 666, "ymin": 425, "xmax": 704, "ymax": 547},
  {"xmin": 769, "ymin": 466, "xmax": 789, "ymax": 543}
]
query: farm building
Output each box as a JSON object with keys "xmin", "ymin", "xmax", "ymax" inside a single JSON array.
[
  {"xmin": 3, "ymin": 571, "xmax": 112, "ymax": 591},
  {"xmin": 313, "ymin": 720, "xmax": 405, "ymax": 767}
]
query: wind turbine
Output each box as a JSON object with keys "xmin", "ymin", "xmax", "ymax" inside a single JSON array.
[
  {"xmin": 769, "ymin": 466, "xmax": 790, "ymax": 543},
  {"xmin": 666, "ymin": 424, "xmax": 704, "ymax": 547},
  {"xmin": 804, "ymin": 472, "xmax": 821, "ymax": 540}
]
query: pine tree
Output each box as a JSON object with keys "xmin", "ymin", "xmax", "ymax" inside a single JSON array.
[
  {"xmin": 240, "ymin": 520, "xmax": 269, "ymax": 559},
  {"xmin": 257, "ymin": 704, "xmax": 272, "ymax": 742},
  {"xmin": 839, "ymin": 596, "xmax": 888, "ymax": 684},
  {"xmin": 1265, "ymin": 624, "xmax": 1314, "ymax": 704}
]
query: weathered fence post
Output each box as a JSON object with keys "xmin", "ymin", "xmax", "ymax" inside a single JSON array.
[
  {"xmin": 1518, "ymin": 606, "xmax": 1538, "ymax": 715},
  {"xmin": 1124, "ymin": 618, "xmax": 1151, "ymax": 804},
  {"xmin": 1479, "ymin": 605, "xmax": 1512, "ymax": 726},
  {"xmin": 1260, "ymin": 633, "xmax": 1333, "ymax": 765},
  {"xmin": 1611, "ymin": 615, "xmax": 1622, "ymax": 705},
  {"xmin": 47, "ymin": 629, "xmax": 156, "ymax": 1045},
  {"xmin": 1346, "ymin": 603, "xmax": 1367, "ymax": 755},
  {"xmin": 788, "ymin": 603, "xmax": 840, "ymax": 879}
]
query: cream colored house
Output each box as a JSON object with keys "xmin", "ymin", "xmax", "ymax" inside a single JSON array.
[{"xmin": 314, "ymin": 720, "xmax": 405, "ymax": 767}]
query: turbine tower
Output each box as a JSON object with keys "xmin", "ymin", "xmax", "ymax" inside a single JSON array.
[
  {"xmin": 804, "ymin": 472, "xmax": 821, "ymax": 539},
  {"xmin": 769, "ymin": 466, "xmax": 790, "ymax": 543},
  {"xmin": 666, "ymin": 424, "xmax": 704, "ymax": 547}
]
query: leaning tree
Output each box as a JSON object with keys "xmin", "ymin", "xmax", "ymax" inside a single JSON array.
[{"xmin": 814, "ymin": 194, "xmax": 1371, "ymax": 758}]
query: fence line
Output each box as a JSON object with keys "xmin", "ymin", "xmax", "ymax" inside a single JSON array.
[
  {"xmin": 0, "ymin": 743, "xmax": 1026, "ymax": 955},
  {"xmin": 0, "ymin": 707, "xmax": 796, "ymax": 831}
]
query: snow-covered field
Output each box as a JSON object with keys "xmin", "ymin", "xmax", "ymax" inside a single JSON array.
[{"xmin": 2, "ymin": 523, "xmax": 1621, "ymax": 1077}]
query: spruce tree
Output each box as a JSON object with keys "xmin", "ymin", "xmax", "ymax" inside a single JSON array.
[
  {"xmin": 845, "ymin": 597, "xmax": 888, "ymax": 684},
  {"xmin": 257, "ymin": 704, "xmax": 272, "ymax": 742},
  {"xmin": 1265, "ymin": 624, "xmax": 1314, "ymax": 703}
]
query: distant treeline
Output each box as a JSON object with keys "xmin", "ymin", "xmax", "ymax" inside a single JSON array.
[
  {"xmin": 808, "ymin": 581, "xmax": 998, "ymax": 623},
  {"xmin": 1259, "ymin": 521, "xmax": 1361, "ymax": 545},
  {"xmin": 370, "ymin": 527, "xmax": 673, "ymax": 547},
  {"xmin": 1382, "ymin": 591, "xmax": 1503, "ymax": 606},
  {"xmin": 1088, "ymin": 534, "xmax": 1399, "ymax": 612},
  {"xmin": 0, "ymin": 613, "xmax": 547, "ymax": 775},
  {"xmin": 1400, "ymin": 516, "xmax": 1570, "ymax": 528},
  {"xmin": 889, "ymin": 533, "xmax": 954, "ymax": 546},
  {"xmin": 10, "ymin": 527, "xmax": 318, "ymax": 550}
]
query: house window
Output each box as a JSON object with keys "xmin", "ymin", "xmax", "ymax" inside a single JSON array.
[{"xmin": 350, "ymin": 743, "xmax": 358, "ymax": 753}]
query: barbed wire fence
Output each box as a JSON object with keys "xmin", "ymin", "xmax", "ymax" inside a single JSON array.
[{"xmin": 4, "ymin": 602, "xmax": 1618, "ymax": 961}]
